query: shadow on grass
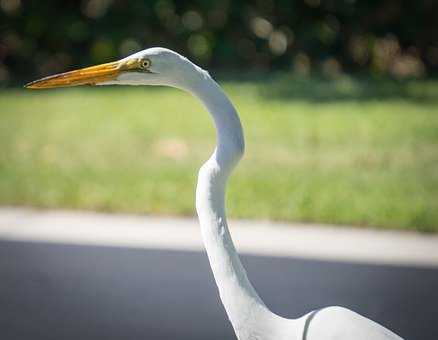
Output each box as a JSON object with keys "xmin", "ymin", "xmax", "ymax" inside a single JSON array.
[
  {"xmin": 261, "ymin": 76, "xmax": 438, "ymax": 103},
  {"xmin": 219, "ymin": 73, "xmax": 438, "ymax": 104}
]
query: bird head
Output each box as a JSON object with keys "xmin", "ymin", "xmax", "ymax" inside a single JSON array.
[{"xmin": 26, "ymin": 48, "xmax": 205, "ymax": 90}]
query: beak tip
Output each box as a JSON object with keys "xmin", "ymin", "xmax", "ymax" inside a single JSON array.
[{"xmin": 24, "ymin": 80, "xmax": 38, "ymax": 89}]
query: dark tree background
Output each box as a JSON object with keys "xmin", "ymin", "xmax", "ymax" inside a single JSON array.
[{"xmin": 1, "ymin": 0, "xmax": 437, "ymax": 86}]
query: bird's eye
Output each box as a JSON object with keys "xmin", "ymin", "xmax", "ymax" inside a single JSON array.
[{"xmin": 140, "ymin": 59, "xmax": 151, "ymax": 70}]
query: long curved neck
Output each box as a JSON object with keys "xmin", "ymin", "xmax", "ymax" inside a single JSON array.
[{"xmin": 187, "ymin": 73, "xmax": 280, "ymax": 338}]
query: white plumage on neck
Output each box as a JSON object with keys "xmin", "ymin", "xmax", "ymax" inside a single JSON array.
[{"xmin": 188, "ymin": 73, "xmax": 302, "ymax": 340}]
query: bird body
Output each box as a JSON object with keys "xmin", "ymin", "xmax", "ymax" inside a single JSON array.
[{"xmin": 26, "ymin": 47, "xmax": 404, "ymax": 340}]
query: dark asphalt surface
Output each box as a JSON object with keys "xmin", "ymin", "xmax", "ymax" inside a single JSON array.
[{"xmin": 0, "ymin": 240, "xmax": 437, "ymax": 340}]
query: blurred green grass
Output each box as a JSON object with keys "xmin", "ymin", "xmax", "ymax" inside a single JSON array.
[{"xmin": 1, "ymin": 76, "xmax": 437, "ymax": 232}]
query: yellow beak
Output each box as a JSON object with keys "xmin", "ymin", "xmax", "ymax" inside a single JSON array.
[{"xmin": 25, "ymin": 61, "xmax": 123, "ymax": 89}]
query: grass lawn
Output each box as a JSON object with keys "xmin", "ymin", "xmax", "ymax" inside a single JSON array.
[{"xmin": 1, "ymin": 76, "xmax": 437, "ymax": 232}]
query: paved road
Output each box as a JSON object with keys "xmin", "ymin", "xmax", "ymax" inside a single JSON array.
[{"xmin": 1, "ymin": 240, "xmax": 437, "ymax": 340}]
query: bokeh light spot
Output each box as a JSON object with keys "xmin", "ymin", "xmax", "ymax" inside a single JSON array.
[
  {"xmin": 322, "ymin": 57, "xmax": 342, "ymax": 78},
  {"xmin": 251, "ymin": 17, "xmax": 273, "ymax": 39},
  {"xmin": 82, "ymin": 0, "xmax": 113, "ymax": 19},
  {"xmin": 119, "ymin": 39, "xmax": 141, "ymax": 57},
  {"xmin": 182, "ymin": 10, "xmax": 203, "ymax": 31},
  {"xmin": 91, "ymin": 40, "xmax": 116, "ymax": 62},
  {"xmin": 294, "ymin": 52, "xmax": 311, "ymax": 75},
  {"xmin": 269, "ymin": 30, "xmax": 288, "ymax": 55},
  {"xmin": 187, "ymin": 34, "xmax": 211, "ymax": 60}
]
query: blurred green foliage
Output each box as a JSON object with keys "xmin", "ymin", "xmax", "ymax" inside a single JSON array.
[{"xmin": 1, "ymin": 0, "xmax": 438, "ymax": 85}]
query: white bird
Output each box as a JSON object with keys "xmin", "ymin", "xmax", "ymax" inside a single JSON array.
[{"xmin": 26, "ymin": 47, "xmax": 404, "ymax": 340}]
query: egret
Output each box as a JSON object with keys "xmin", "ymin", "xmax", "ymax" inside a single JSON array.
[{"xmin": 26, "ymin": 47, "xmax": 404, "ymax": 340}]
